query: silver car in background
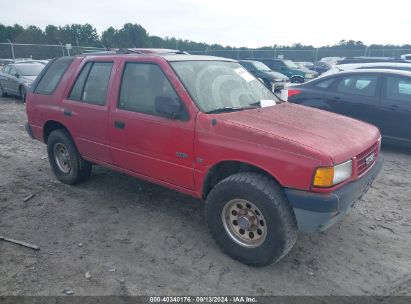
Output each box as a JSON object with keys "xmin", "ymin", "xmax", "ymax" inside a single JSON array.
[{"xmin": 0, "ymin": 62, "xmax": 45, "ymax": 101}]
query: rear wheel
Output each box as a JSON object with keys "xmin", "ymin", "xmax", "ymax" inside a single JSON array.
[
  {"xmin": 47, "ymin": 129, "xmax": 92, "ymax": 184},
  {"xmin": 0, "ymin": 84, "xmax": 6, "ymax": 97},
  {"xmin": 205, "ymin": 172, "xmax": 298, "ymax": 266}
]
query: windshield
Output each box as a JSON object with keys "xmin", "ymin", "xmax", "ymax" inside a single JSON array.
[
  {"xmin": 170, "ymin": 61, "xmax": 278, "ymax": 113},
  {"xmin": 16, "ymin": 64, "xmax": 43, "ymax": 76},
  {"xmin": 283, "ymin": 60, "xmax": 299, "ymax": 69},
  {"xmin": 252, "ymin": 61, "xmax": 271, "ymax": 72}
]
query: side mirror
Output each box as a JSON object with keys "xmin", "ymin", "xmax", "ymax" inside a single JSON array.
[
  {"xmin": 155, "ymin": 96, "xmax": 187, "ymax": 120},
  {"xmin": 13, "ymin": 72, "xmax": 19, "ymax": 78}
]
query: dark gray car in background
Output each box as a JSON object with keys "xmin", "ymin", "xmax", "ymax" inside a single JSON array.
[
  {"xmin": 238, "ymin": 60, "xmax": 289, "ymax": 92},
  {"xmin": 0, "ymin": 62, "xmax": 44, "ymax": 101}
]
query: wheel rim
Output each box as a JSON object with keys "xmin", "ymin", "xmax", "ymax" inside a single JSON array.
[
  {"xmin": 222, "ymin": 199, "xmax": 267, "ymax": 248},
  {"xmin": 54, "ymin": 143, "xmax": 71, "ymax": 173}
]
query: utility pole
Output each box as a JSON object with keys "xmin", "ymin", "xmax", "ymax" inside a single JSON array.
[
  {"xmin": 7, "ymin": 40, "xmax": 15, "ymax": 62},
  {"xmin": 59, "ymin": 41, "xmax": 65, "ymax": 56}
]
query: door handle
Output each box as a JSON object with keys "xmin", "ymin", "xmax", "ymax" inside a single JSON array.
[
  {"xmin": 332, "ymin": 96, "xmax": 341, "ymax": 101},
  {"xmin": 63, "ymin": 109, "xmax": 72, "ymax": 116},
  {"xmin": 389, "ymin": 104, "xmax": 399, "ymax": 111},
  {"xmin": 114, "ymin": 120, "xmax": 125, "ymax": 129}
]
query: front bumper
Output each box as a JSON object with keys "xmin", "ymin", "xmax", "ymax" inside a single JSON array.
[
  {"xmin": 25, "ymin": 122, "xmax": 35, "ymax": 139},
  {"xmin": 284, "ymin": 154, "xmax": 384, "ymax": 232}
]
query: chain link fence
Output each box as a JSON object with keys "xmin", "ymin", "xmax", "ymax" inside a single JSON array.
[
  {"xmin": 1, "ymin": 42, "xmax": 410, "ymax": 62},
  {"xmin": 0, "ymin": 42, "xmax": 105, "ymax": 61},
  {"xmin": 190, "ymin": 48, "xmax": 411, "ymax": 61}
]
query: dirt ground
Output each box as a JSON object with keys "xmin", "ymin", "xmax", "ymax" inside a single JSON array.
[{"xmin": 0, "ymin": 96, "xmax": 410, "ymax": 296}]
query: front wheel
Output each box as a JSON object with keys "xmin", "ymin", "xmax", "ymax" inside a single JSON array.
[
  {"xmin": 205, "ymin": 172, "xmax": 298, "ymax": 266},
  {"xmin": 290, "ymin": 76, "xmax": 304, "ymax": 84},
  {"xmin": 19, "ymin": 86, "xmax": 26, "ymax": 102},
  {"xmin": 47, "ymin": 129, "xmax": 92, "ymax": 185}
]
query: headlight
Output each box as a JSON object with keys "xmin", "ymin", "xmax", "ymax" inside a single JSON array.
[
  {"xmin": 312, "ymin": 160, "xmax": 352, "ymax": 187},
  {"xmin": 24, "ymin": 82, "xmax": 32, "ymax": 87},
  {"xmin": 305, "ymin": 73, "xmax": 314, "ymax": 79},
  {"xmin": 274, "ymin": 78, "xmax": 285, "ymax": 82}
]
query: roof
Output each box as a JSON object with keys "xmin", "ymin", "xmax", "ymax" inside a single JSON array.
[
  {"xmin": 337, "ymin": 62, "xmax": 411, "ymax": 69},
  {"xmin": 330, "ymin": 68, "xmax": 411, "ymax": 77}
]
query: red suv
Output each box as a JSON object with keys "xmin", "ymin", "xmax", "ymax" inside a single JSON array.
[{"xmin": 25, "ymin": 51, "xmax": 383, "ymax": 266}]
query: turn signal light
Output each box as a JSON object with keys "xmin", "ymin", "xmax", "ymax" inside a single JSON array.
[{"xmin": 313, "ymin": 167, "xmax": 334, "ymax": 187}]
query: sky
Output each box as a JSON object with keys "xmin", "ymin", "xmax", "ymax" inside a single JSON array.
[{"xmin": 1, "ymin": 0, "xmax": 410, "ymax": 47}]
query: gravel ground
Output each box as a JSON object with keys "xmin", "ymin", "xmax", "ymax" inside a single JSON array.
[{"xmin": 0, "ymin": 96, "xmax": 410, "ymax": 296}]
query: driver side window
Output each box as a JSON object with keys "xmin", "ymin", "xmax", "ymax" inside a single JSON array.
[{"xmin": 118, "ymin": 62, "xmax": 184, "ymax": 118}]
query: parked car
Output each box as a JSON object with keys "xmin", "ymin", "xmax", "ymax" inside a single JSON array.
[
  {"xmin": 26, "ymin": 52, "xmax": 383, "ymax": 266},
  {"xmin": 295, "ymin": 61, "xmax": 314, "ymax": 70},
  {"xmin": 253, "ymin": 58, "xmax": 318, "ymax": 83},
  {"xmin": 311, "ymin": 61, "xmax": 332, "ymax": 75},
  {"xmin": 0, "ymin": 62, "xmax": 45, "ymax": 101},
  {"xmin": 401, "ymin": 54, "xmax": 411, "ymax": 61},
  {"xmin": 238, "ymin": 60, "xmax": 289, "ymax": 92},
  {"xmin": 320, "ymin": 57, "xmax": 345, "ymax": 66},
  {"xmin": 322, "ymin": 62, "xmax": 411, "ymax": 77},
  {"xmin": 337, "ymin": 56, "xmax": 408, "ymax": 65},
  {"xmin": 0, "ymin": 59, "xmax": 14, "ymax": 67},
  {"xmin": 287, "ymin": 69, "xmax": 411, "ymax": 147}
]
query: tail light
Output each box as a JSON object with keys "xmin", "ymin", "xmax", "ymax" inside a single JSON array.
[{"xmin": 288, "ymin": 89, "xmax": 301, "ymax": 98}]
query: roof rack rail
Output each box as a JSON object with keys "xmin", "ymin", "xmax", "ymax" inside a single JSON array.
[{"xmin": 81, "ymin": 48, "xmax": 190, "ymax": 56}]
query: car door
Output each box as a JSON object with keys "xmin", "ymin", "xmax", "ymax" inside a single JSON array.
[
  {"xmin": 7, "ymin": 66, "xmax": 20, "ymax": 94},
  {"xmin": 0, "ymin": 66, "xmax": 10, "ymax": 93},
  {"xmin": 109, "ymin": 60, "xmax": 195, "ymax": 190},
  {"xmin": 378, "ymin": 75, "xmax": 411, "ymax": 143},
  {"xmin": 326, "ymin": 73, "xmax": 381, "ymax": 125},
  {"xmin": 60, "ymin": 60, "xmax": 115, "ymax": 164}
]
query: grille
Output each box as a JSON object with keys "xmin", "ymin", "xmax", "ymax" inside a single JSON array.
[{"xmin": 356, "ymin": 141, "xmax": 380, "ymax": 176}]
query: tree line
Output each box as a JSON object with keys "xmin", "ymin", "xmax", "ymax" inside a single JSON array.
[{"xmin": 1, "ymin": 22, "xmax": 410, "ymax": 60}]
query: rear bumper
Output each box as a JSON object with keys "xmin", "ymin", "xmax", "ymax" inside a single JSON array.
[{"xmin": 284, "ymin": 154, "xmax": 384, "ymax": 232}]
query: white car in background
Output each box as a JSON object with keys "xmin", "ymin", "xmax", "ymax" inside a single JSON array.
[
  {"xmin": 401, "ymin": 54, "xmax": 411, "ymax": 61},
  {"xmin": 321, "ymin": 62, "xmax": 411, "ymax": 77}
]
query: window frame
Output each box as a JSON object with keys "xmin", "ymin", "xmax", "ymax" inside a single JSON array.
[
  {"xmin": 33, "ymin": 57, "xmax": 74, "ymax": 95},
  {"xmin": 117, "ymin": 61, "xmax": 189, "ymax": 121},
  {"xmin": 382, "ymin": 74, "xmax": 411, "ymax": 103},
  {"xmin": 334, "ymin": 73, "xmax": 379, "ymax": 98},
  {"xmin": 67, "ymin": 60, "xmax": 114, "ymax": 106}
]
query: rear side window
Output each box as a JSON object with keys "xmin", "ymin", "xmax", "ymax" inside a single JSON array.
[
  {"xmin": 385, "ymin": 76, "xmax": 411, "ymax": 102},
  {"xmin": 34, "ymin": 57, "xmax": 74, "ymax": 94},
  {"xmin": 68, "ymin": 62, "xmax": 113, "ymax": 105},
  {"xmin": 314, "ymin": 78, "xmax": 335, "ymax": 89},
  {"xmin": 336, "ymin": 75, "xmax": 378, "ymax": 97}
]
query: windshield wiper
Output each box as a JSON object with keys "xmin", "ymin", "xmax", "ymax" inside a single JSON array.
[{"xmin": 206, "ymin": 106, "xmax": 259, "ymax": 114}]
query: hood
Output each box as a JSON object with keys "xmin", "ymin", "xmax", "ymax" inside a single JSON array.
[
  {"xmin": 261, "ymin": 71, "xmax": 289, "ymax": 81},
  {"xmin": 216, "ymin": 103, "xmax": 380, "ymax": 164},
  {"xmin": 20, "ymin": 76, "xmax": 36, "ymax": 83}
]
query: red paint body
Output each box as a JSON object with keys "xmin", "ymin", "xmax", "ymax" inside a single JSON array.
[{"xmin": 26, "ymin": 54, "xmax": 381, "ymax": 199}]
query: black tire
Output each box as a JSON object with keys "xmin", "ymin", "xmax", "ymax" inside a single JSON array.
[
  {"xmin": 205, "ymin": 172, "xmax": 298, "ymax": 266},
  {"xmin": 0, "ymin": 83, "xmax": 6, "ymax": 97},
  {"xmin": 47, "ymin": 129, "xmax": 92, "ymax": 185},
  {"xmin": 19, "ymin": 86, "xmax": 26, "ymax": 102},
  {"xmin": 291, "ymin": 76, "xmax": 304, "ymax": 84}
]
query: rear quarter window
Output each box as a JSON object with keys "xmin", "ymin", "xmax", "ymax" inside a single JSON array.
[{"xmin": 34, "ymin": 57, "xmax": 74, "ymax": 95}]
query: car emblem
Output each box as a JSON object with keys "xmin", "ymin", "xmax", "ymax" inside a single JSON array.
[{"xmin": 365, "ymin": 153, "xmax": 376, "ymax": 165}]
